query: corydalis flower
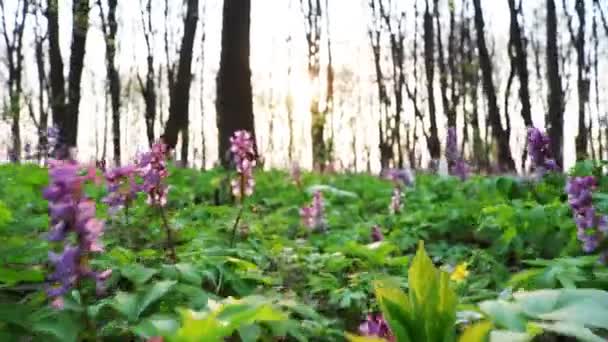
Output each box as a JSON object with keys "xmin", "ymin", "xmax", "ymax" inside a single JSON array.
[
  {"xmin": 445, "ymin": 127, "xmax": 469, "ymax": 180},
  {"xmin": 566, "ymin": 176, "xmax": 608, "ymax": 256},
  {"xmin": 371, "ymin": 224, "xmax": 384, "ymax": 242},
  {"xmin": 359, "ymin": 314, "xmax": 394, "ymax": 341},
  {"xmin": 383, "ymin": 168, "xmax": 415, "ymax": 188},
  {"xmin": 300, "ymin": 190, "xmax": 326, "ymax": 232},
  {"xmin": 43, "ymin": 159, "xmax": 110, "ymax": 305},
  {"xmin": 230, "ymin": 130, "xmax": 256, "ymax": 198},
  {"xmin": 389, "ymin": 187, "xmax": 402, "ymax": 214},
  {"xmin": 528, "ymin": 127, "xmax": 557, "ymax": 175},
  {"xmin": 103, "ymin": 165, "xmax": 139, "ymax": 213},
  {"xmin": 137, "ymin": 142, "xmax": 169, "ymax": 207},
  {"xmin": 445, "ymin": 127, "xmax": 459, "ymax": 162}
]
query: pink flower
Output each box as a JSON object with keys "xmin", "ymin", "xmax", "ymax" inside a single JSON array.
[
  {"xmin": 300, "ymin": 191, "xmax": 326, "ymax": 232},
  {"xmin": 230, "ymin": 131, "xmax": 256, "ymax": 198}
]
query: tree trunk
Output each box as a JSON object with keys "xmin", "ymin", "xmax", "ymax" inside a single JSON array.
[
  {"xmin": 216, "ymin": 0, "xmax": 256, "ymax": 167},
  {"xmin": 546, "ymin": 0, "xmax": 564, "ymax": 167},
  {"xmin": 507, "ymin": 0, "xmax": 533, "ymax": 127},
  {"xmin": 137, "ymin": 0, "xmax": 156, "ymax": 147},
  {"xmin": 98, "ymin": 0, "xmax": 121, "ymax": 165},
  {"xmin": 423, "ymin": 0, "xmax": 441, "ymax": 161},
  {"xmin": 46, "ymin": 0, "xmax": 66, "ymax": 141},
  {"xmin": 163, "ymin": 0, "xmax": 198, "ymax": 164},
  {"xmin": 472, "ymin": 0, "xmax": 515, "ymax": 171},
  {"xmin": 64, "ymin": 0, "xmax": 90, "ymax": 147}
]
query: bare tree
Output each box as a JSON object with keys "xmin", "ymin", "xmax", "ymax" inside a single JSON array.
[
  {"xmin": 97, "ymin": 0, "xmax": 120, "ymax": 165},
  {"xmin": 215, "ymin": 0, "xmax": 256, "ymax": 167},
  {"xmin": 472, "ymin": 0, "xmax": 515, "ymax": 171},
  {"xmin": 423, "ymin": 0, "xmax": 440, "ymax": 162},
  {"xmin": 0, "ymin": 0, "xmax": 28, "ymax": 162},
  {"xmin": 546, "ymin": 0, "xmax": 564, "ymax": 167},
  {"xmin": 163, "ymin": 0, "xmax": 198, "ymax": 166},
  {"xmin": 507, "ymin": 0, "xmax": 532, "ymax": 127},
  {"xmin": 137, "ymin": 0, "xmax": 156, "ymax": 147},
  {"xmin": 46, "ymin": 0, "xmax": 90, "ymax": 149},
  {"xmin": 563, "ymin": 0, "xmax": 590, "ymax": 160},
  {"xmin": 300, "ymin": 0, "xmax": 326, "ymax": 169}
]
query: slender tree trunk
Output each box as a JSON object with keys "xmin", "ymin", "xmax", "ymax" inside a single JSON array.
[
  {"xmin": 472, "ymin": 0, "xmax": 515, "ymax": 171},
  {"xmin": 163, "ymin": 0, "xmax": 198, "ymax": 164},
  {"xmin": 216, "ymin": 0, "xmax": 256, "ymax": 167},
  {"xmin": 423, "ymin": 0, "xmax": 440, "ymax": 161},
  {"xmin": 547, "ymin": 0, "xmax": 564, "ymax": 167},
  {"xmin": 199, "ymin": 0, "xmax": 206, "ymax": 169},
  {"xmin": 46, "ymin": 0, "xmax": 66, "ymax": 141},
  {"xmin": 137, "ymin": 0, "xmax": 156, "ymax": 147},
  {"xmin": 64, "ymin": 0, "xmax": 90, "ymax": 147},
  {"xmin": 507, "ymin": 0, "xmax": 533, "ymax": 127},
  {"xmin": 98, "ymin": 0, "xmax": 121, "ymax": 165}
]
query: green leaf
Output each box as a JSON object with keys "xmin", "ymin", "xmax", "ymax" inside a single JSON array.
[
  {"xmin": 112, "ymin": 280, "xmax": 176, "ymax": 322},
  {"xmin": 0, "ymin": 266, "xmax": 44, "ymax": 285},
  {"xmin": 132, "ymin": 315, "xmax": 180, "ymax": 338},
  {"xmin": 478, "ymin": 300, "xmax": 527, "ymax": 331},
  {"xmin": 120, "ymin": 264, "xmax": 158, "ymax": 286}
]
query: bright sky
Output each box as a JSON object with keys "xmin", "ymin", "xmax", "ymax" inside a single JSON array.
[{"xmin": 1, "ymin": 0, "xmax": 605, "ymax": 171}]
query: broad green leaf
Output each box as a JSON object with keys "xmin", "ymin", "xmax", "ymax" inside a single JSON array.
[
  {"xmin": 112, "ymin": 280, "xmax": 176, "ymax": 321},
  {"xmin": 488, "ymin": 330, "xmax": 531, "ymax": 342},
  {"xmin": 0, "ymin": 267, "xmax": 44, "ymax": 285},
  {"xmin": 175, "ymin": 263, "xmax": 203, "ymax": 285},
  {"xmin": 120, "ymin": 264, "xmax": 158, "ymax": 286},
  {"xmin": 478, "ymin": 300, "xmax": 526, "ymax": 331},
  {"xmin": 133, "ymin": 315, "xmax": 180, "ymax": 338}
]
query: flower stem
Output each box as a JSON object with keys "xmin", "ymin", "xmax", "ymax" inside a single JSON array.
[
  {"xmin": 229, "ymin": 204, "xmax": 244, "ymax": 248},
  {"xmin": 158, "ymin": 205, "xmax": 177, "ymax": 263}
]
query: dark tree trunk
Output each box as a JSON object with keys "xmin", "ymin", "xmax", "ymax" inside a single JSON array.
[
  {"xmin": 34, "ymin": 4, "xmax": 48, "ymax": 160},
  {"xmin": 368, "ymin": 0, "xmax": 392, "ymax": 168},
  {"xmin": 46, "ymin": 0, "xmax": 66, "ymax": 140},
  {"xmin": 163, "ymin": 0, "xmax": 198, "ymax": 165},
  {"xmin": 563, "ymin": 0, "xmax": 589, "ymax": 160},
  {"xmin": 64, "ymin": 0, "xmax": 90, "ymax": 147},
  {"xmin": 137, "ymin": 0, "xmax": 156, "ymax": 147},
  {"xmin": 324, "ymin": 0, "xmax": 334, "ymax": 165},
  {"xmin": 472, "ymin": 0, "xmax": 515, "ymax": 171},
  {"xmin": 507, "ymin": 0, "xmax": 532, "ymax": 127},
  {"xmin": 434, "ymin": 0, "xmax": 451, "ymax": 127},
  {"xmin": 199, "ymin": 1, "xmax": 206, "ymax": 168},
  {"xmin": 423, "ymin": 0, "xmax": 440, "ymax": 161},
  {"xmin": 98, "ymin": 0, "xmax": 121, "ymax": 165},
  {"xmin": 215, "ymin": 0, "xmax": 256, "ymax": 167},
  {"xmin": 546, "ymin": 0, "xmax": 564, "ymax": 167}
]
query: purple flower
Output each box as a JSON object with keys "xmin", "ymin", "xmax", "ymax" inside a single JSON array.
[
  {"xmin": 230, "ymin": 131, "xmax": 256, "ymax": 198},
  {"xmin": 452, "ymin": 159, "xmax": 470, "ymax": 181},
  {"xmin": 389, "ymin": 187, "xmax": 402, "ymax": 214},
  {"xmin": 137, "ymin": 141, "xmax": 169, "ymax": 207},
  {"xmin": 371, "ymin": 225, "xmax": 384, "ymax": 242},
  {"xmin": 528, "ymin": 127, "xmax": 558, "ymax": 176},
  {"xmin": 103, "ymin": 165, "xmax": 139, "ymax": 213},
  {"xmin": 300, "ymin": 190, "xmax": 326, "ymax": 232},
  {"xmin": 383, "ymin": 168, "xmax": 414, "ymax": 188},
  {"xmin": 566, "ymin": 176, "xmax": 608, "ymax": 259},
  {"xmin": 445, "ymin": 127, "xmax": 469, "ymax": 180},
  {"xmin": 43, "ymin": 160, "xmax": 110, "ymax": 305},
  {"xmin": 445, "ymin": 127, "xmax": 459, "ymax": 162},
  {"xmin": 359, "ymin": 314, "xmax": 394, "ymax": 341}
]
